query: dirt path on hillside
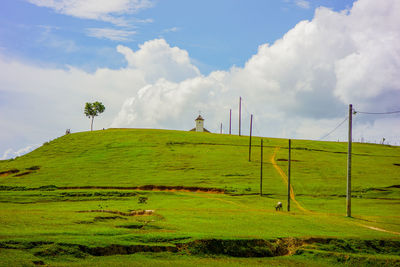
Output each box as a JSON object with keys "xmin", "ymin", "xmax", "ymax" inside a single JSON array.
[
  {"xmin": 271, "ymin": 147, "xmax": 309, "ymax": 212},
  {"xmin": 270, "ymin": 147, "xmax": 400, "ymax": 235},
  {"xmin": 357, "ymin": 223, "xmax": 400, "ymax": 236}
]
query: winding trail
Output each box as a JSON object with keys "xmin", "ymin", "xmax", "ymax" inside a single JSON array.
[
  {"xmin": 270, "ymin": 146, "xmax": 308, "ymax": 212},
  {"xmin": 357, "ymin": 223, "xmax": 400, "ymax": 236},
  {"xmin": 270, "ymin": 146, "xmax": 400, "ymax": 235}
]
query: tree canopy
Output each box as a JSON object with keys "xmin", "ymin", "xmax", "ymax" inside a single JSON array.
[{"xmin": 84, "ymin": 101, "xmax": 105, "ymax": 131}]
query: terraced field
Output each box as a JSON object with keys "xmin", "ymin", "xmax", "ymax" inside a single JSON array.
[{"xmin": 0, "ymin": 129, "xmax": 399, "ymax": 266}]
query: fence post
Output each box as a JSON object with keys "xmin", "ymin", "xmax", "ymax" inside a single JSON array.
[
  {"xmin": 260, "ymin": 139, "xmax": 263, "ymax": 196},
  {"xmin": 249, "ymin": 114, "xmax": 253, "ymax": 161},
  {"xmin": 229, "ymin": 109, "xmax": 232, "ymax": 135},
  {"xmin": 288, "ymin": 139, "xmax": 291, "ymax": 212},
  {"xmin": 239, "ymin": 97, "xmax": 242, "ymax": 136},
  {"xmin": 347, "ymin": 104, "xmax": 353, "ymax": 217}
]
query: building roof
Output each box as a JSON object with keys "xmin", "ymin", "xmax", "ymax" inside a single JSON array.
[
  {"xmin": 189, "ymin": 127, "xmax": 210, "ymax": 133},
  {"xmin": 195, "ymin": 115, "xmax": 204, "ymax": 121}
]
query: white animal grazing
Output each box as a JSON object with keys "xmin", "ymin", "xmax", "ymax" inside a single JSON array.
[{"xmin": 275, "ymin": 202, "xmax": 282, "ymax": 211}]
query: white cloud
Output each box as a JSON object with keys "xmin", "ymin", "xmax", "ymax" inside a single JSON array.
[
  {"xmin": 87, "ymin": 28, "xmax": 136, "ymax": 41},
  {"xmin": 27, "ymin": 0, "xmax": 153, "ymax": 25},
  {"xmin": 0, "ymin": 38, "xmax": 202, "ymax": 157},
  {"xmin": 1, "ymin": 0, "xmax": 400, "ymax": 159},
  {"xmin": 1, "ymin": 145, "xmax": 40, "ymax": 160},
  {"xmin": 116, "ymin": 39, "xmax": 201, "ymax": 83},
  {"xmin": 295, "ymin": 0, "xmax": 310, "ymax": 9},
  {"xmin": 112, "ymin": 0, "xmax": 400, "ymax": 142}
]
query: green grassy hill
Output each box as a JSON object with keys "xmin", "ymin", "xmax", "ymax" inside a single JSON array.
[{"xmin": 1, "ymin": 129, "xmax": 399, "ymax": 266}]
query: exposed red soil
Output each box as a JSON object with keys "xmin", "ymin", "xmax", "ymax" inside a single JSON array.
[
  {"xmin": 58, "ymin": 185, "xmax": 226, "ymax": 193},
  {"xmin": 0, "ymin": 169, "xmax": 20, "ymax": 177}
]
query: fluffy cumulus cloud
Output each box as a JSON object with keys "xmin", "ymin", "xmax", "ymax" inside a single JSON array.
[
  {"xmin": 112, "ymin": 0, "xmax": 400, "ymax": 143},
  {"xmin": 1, "ymin": 0, "xmax": 400, "ymax": 159},
  {"xmin": 0, "ymin": 39, "xmax": 202, "ymax": 157},
  {"xmin": 116, "ymin": 39, "xmax": 201, "ymax": 83}
]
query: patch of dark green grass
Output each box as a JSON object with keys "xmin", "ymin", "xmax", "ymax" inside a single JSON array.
[
  {"xmin": 33, "ymin": 243, "xmax": 87, "ymax": 259},
  {"xmin": 310, "ymin": 239, "xmax": 400, "ymax": 255},
  {"xmin": 116, "ymin": 223, "xmax": 163, "ymax": 230},
  {"xmin": 26, "ymin": 166, "xmax": 41, "ymax": 171},
  {"xmin": 93, "ymin": 216, "xmax": 127, "ymax": 221}
]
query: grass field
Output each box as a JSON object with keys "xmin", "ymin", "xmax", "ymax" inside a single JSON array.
[{"xmin": 0, "ymin": 129, "xmax": 399, "ymax": 266}]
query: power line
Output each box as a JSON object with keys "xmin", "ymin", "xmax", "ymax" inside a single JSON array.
[
  {"xmin": 318, "ymin": 117, "xmax": 348, "ymax": 141},
  {"xmin": 355, "ymin": 110, "xmax": 400, "ymax": 115},
  {"xmin": 241, "ymin": 98, "xmax": 252, "ymax": 116},
  {"xmin": 241, "ymin": 99, "xmax": 262, "ymax": 136}
]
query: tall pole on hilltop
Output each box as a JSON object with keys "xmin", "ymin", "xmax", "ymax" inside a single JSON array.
[
  {"xmin": 260, "ymin": 139, "xmax": 263, "ymax": 196},
  {"xmin": 229, "ymin": 109, "xmax": 232, "ymax": 135},
  {"xmin": 220, "ymin": 123, "xmax": 222, "ymax": 134},
  {"xmin": 239, "ymin": 97, "xmax": 242, "ymax": 136},
  {"xmin": 249, "ymin": 114, "xmax": 253, "ymax": 161},
  {"xmin": 347, "ymin": 104, "xmax": 353, "ymax": 217},
  {"xmin": 288, "ymin": 139, "xmax": 291, "ymax": 212}
]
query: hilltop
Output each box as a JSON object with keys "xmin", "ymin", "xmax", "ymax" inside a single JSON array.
[{"xmin": 0, "ymin": 129, "xmax": 399, "ymax": 266}]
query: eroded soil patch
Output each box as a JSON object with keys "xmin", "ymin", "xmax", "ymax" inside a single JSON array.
[
  {"xmin": 0, "ymin": 166, "xmax": 40, "ymax": 177},
  {"xmin": 0, "ymin": 169, "xmax": 19, "ymax": 177},
  {"xmin": 59, "ymin": 185, "xmax": 226, "ymax": 193},
  {"xmin": 1, "ymin": 237, "xmax": 400, "ymax": 266},
  {"xmin": 77, "ymin": 209, "xmax": 155, "ymax": 216},
  {"xmin": 0, "ymin": 185, "xmax": 226, "ymax": 194}
]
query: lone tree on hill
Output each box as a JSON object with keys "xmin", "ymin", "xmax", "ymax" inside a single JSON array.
[{"xmin": 84, "ymin": 101, "xmax": 105, "ymax": 131}]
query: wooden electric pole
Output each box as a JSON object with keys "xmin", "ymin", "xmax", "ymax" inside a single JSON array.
[
  {"xmin": 229, "ymin": 109, "xmax": 232, "ymax": 135},
  {"xmin": 239, "ymin": 97, "xmax": 242, "ymax": 136},
  {"xmin": 249, "ymin": 114, "xmax": 253, "ymax": 162},
  {"xmin": 288, "ymin": 139, "xmax": 291, "ymax": 212},
  {"xmin": 260, "ymin": 139, "xmax": 263, "ymax": 196},
  {"xmin": 220, "ymin": 123, "xmax": 222, "ymax": 134},
  {"xmin": 347, "ymin": 104, "xmax": 353, "ymax": 217}
]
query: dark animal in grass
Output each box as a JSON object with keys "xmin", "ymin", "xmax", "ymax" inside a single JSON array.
[
  {"xmin": 275, "ymin": 201, "xmax": 282, "ymax": 211},
  {"xmin": 138, "ymin": 197, "xmax": 148, "ymax": 204}
]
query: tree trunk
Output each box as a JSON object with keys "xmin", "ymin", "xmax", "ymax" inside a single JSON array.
[{"xmin": 91, "ymin": 116, "xmax": 94, "ymax": 131}]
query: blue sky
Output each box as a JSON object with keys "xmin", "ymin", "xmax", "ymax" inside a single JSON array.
[
  {"xmin": 1, "ymin": 0, "xmax": 400, "ymax": 159},
  {"xmin": 1, "ymin": 0, "xmax": 355, "ymax": 73}
]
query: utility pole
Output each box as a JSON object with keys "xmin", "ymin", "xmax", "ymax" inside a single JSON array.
[
  {"xmin": 288, "ymin": 139, "xmax": 291, "ymax": 212},
  {"xmin": 220, "ymin": 123, "xmax": 223, "ymax": 134},
  {"xmin": 347, "ymin": 104, "xmax": 353, "ymax": 217},
  {"xmin": 229, "ymin": 109, "xmax": 232, "ymax": 135},
  {"xmin": 260, "ymin": 139, "xmax": 263, "ymax": 196},
  {"xmin": 249, "ymin": 114, "xmax": 253, "ymax": 162},
  {"xmin": 239, "ymin": 97, "xmax": 242, "ymax": 136}
]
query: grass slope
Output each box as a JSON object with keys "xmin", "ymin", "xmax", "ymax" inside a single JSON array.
[{"xmin": 0, "ymin": 129, "xmax": 399, "ymax": 266}]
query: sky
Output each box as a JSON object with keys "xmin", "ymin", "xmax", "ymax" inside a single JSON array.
[{"xmin": 1, "ymin": 0, "xmax": 400, "ymax": 159}]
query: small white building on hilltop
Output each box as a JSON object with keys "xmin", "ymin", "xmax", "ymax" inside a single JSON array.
[{"xmin": 190, "ymin": 115, "xmax": 210, "ymax": 133}]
